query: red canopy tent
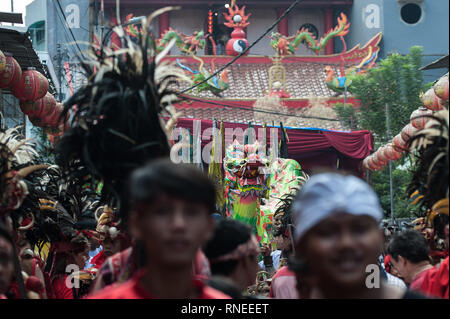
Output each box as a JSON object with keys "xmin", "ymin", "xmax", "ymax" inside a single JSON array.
[{"xmin": 173, "ymin": 118, "xmax": 374, "ymax": 176}]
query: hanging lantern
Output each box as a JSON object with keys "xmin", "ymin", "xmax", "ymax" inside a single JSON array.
[
  {"xmin": 11, "ymin": 67, "xmax": 49, "ymax": 102},
  {"xmin": 373, "ymin": 151, "xmax": 387, "ymax": 167},
  {"xmin": 434, "ymin": 74, "xmax": 449, "ymax": 101},
  {"xmin": 42, "ymin": 103, "xmax": 64, "ymax": 128},
  {"xmin": 362, "ymin": 157, "xmax": 370, "ymax": 170},
  {"xmin": 20, "ymin": 92, "xmax": 56, "ymax": 118},
  {"xmin": 421, "ymin": 88, "xmax": 445, "ymax": 111},
  {"xmin": 0, "ymin": 50, "xmax": 6, "ymax": 74},
  {"xmin": 410, "ymin": 107, "xmax": 432, "ymax": 130},
  {"xmin": 383, "ymin": 143, "xmax": 403, "ymax": 161},
  {"xmin": 368, "ymin": 155, "xmax": 382, "ymax": 171},
  {"xmin": 377, "ymin": 146, "xmax": 390, "ymax": 164},
  {"xmin": 0, "ymin": 53, "xmax": 22, "ymax": 89},
  {"xmin": 401, "ymin": 124, "xmax": 418, "ymax": 143},
  {"xmin": 392, "ymin": 134, "xmax": 408, "ymax": 152}
]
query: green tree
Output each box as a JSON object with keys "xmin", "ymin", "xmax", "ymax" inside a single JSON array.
[
  {"xmin": 350, "ymin": 46, "xmax": 424, "ymax": 142},
  {"xmin": 334, "ymin": 47, "xmax": 429, "ymax": 219}
]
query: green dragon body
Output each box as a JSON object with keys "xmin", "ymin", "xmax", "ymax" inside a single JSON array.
[{"xmin": 270, "ymin": 13, "xmax": 350, "ymax": 56}]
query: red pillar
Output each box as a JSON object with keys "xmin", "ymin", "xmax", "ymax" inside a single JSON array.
[
  {"xmin": 277, "ymin": 8, "xmax": 289, "ymax": 36},
  {"xmin": 324, "ymin": 8, "xmax": 334, "ymax": 55},
  {"xmin": 159, "ymin": 12, "xmax": 170, "ymax": 37}
]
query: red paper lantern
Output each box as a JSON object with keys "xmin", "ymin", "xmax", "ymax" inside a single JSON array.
[
  {"xmin": 42, "ymin": 103, "xmax": 64, "ymax": 128},
  {"xmin": 20, "ymin": 92, "xmax": 56, "ymax": 118},
  {"xmin": 367, "ymin": 155, "xmax": 381, "ymax": 171},
  {"xmin": 11, "ymin": 68, "xmax": 49, "ymax": 102},
  {"xmin": 0, "ymin": 53, "xmax": 22, "ymax": 89},
  {"xmin": 377, "ymin": 145, "xmax": 390, "ymax": 163},
  {"xmin": 373, "ymin": 151, "xmax": 387, "ymax": 167},
  {"xmin": 383, "ymin": 143, "xmax": 403, "ymax": 161},
  {"xmin": 401, "ymin": 124, "xmax": 418, "ymax": 143},
  {"xmin": 422, "ymin": 88, "xmax": 445, "ymax": 111},
  {"xmin": 410, "ymin": 108, "xmax": 432, "ymax": 130},
  {"xmin": 392, "ymin": 134, "xmax": 408, "ymax": 152},
  {"xmin": 434, "ymin": 74, "xmax": 449, "ymax": 101},
  {"xmin": 0, "ymin": 50, "xmax": 6, "ymax": 74}
]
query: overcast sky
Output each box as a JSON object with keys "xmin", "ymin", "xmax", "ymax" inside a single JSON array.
[{"xmin": 0, "ymin": 0, "xmax": 34, "ymax": 26}]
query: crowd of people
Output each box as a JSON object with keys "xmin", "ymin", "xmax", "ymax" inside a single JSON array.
[{"xmin": 0, "ymin": 9, "xmax": 448, "ymax": 300}]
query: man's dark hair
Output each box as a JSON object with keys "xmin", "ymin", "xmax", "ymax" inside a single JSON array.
[
  {"xmin": 203, "ymin": 219, "xmax": 253, "ymax": 276},
  {"xmin": 388, "ymin": 229, "xmax": 430, "ymax": 263},
  {"xmin": 124, "ymin": 159, "xmax": 216, "ymax": 220}
]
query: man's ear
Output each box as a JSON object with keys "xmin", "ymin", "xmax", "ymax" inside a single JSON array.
[{"xmin": 398, "ymin": 255, "xmax": 407, "ymax": 267}]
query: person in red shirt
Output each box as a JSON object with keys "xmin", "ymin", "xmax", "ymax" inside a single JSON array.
[
  {"xmin": 88, "ymin": 159, "xmax": 230, "ymax": 299},
  {"xmin": 387, "ymin": 230, "xmax": 434, "ymax": 294},
  {"xmin": 49, "ymin": 234, "xmax": 90, "ymax": 299}
]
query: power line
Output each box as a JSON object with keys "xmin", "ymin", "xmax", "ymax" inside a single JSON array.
[
  {"xmin": 178, "ymin": 0, "xmax": 302, "ymax": 94},
  {"xmin": 52, "ymin": 1, "xmax": 83, "ymax": 59},
  {"xmin": 180, "ymin": 95, "xmax": 344, "ymax": 122},
  {"xmin": 55, "ymin": 0, "xmax": 86, "ymax": 59}
]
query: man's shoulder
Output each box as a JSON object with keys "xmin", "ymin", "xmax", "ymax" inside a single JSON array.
[{"xmin": 272, "ymin": 265, "xmax": 296, "ymax": 280}]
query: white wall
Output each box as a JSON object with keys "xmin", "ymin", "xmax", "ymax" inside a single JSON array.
[
  {"xmin": 246, "ymin": 8, "xmax": 277, "ymax": 56},
  {"xmin": 169, "ymin": 9, "xmax": 207, "ymax": 55}
]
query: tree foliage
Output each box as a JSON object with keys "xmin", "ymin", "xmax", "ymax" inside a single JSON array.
[
  {"xmin": 30, "ymin": 125, "xmax": 55, "ymax": 164},
  {"xmin": 350, "ymin": 46, "xmax": 424, "ymax": 143},
  {"xmin": 334, "ymin": 47, "xmax": 430, "ymax": 219}
]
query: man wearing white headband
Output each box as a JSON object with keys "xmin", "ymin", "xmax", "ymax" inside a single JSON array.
[{"xmin": 290, "ymin": 173, "xmax": 427, "ymax": 299}]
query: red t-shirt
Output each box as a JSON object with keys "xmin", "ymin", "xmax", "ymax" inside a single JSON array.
[
  {"xmin": 419, "ymin": 256, "xmax": 449, "ymax": 299},
  {"xmin": 87, "ymin": 270, "xmax": 230, "ymax": 299},
  {"xmin": 410, "ymin": 268, "xmax": 432, "ymax": 293},
  {"xmin": 91, "ymin": 251, "xmax": 106, "ymax": 270},
  {"xmin": 268, "ymin": 266, "xmax": 298, "ymax": 299},
  {"xmin": 51, "ymin": 275, "xmax": 74, "ymax": 299}
]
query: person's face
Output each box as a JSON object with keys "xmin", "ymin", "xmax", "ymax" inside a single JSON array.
[
  {"xmin": 89, "ymin": 237, "xmax": 100, "ymax": 251},
  {"xmin": 130, "ymin": 193, "xmax": 215, "ymax": 269},
  {"xmin": 295, "ymin": 213, "xmax": 382, "ymax": 290},
  {"xmin": 102, "ymin": 237, "xmax": 122, "ymax": 258},
  {"xmin": 0, "ymin": 237, "xmax": 15, "ymax": 294},
  {"xmin": 390, "ymin": 256, "xmax": 408, "ymax": 282},
  {"xmin": 73, "ymin": 247, "xmax": 89, "ymax": 269},
  {"xmin": 275, "ymin": 235, "xmax": 291, "ymax": 252}
]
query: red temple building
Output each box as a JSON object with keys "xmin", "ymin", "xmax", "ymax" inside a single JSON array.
[{"xmin": 103, "ymin": 0, "xmax": 377, "ymax": 174}]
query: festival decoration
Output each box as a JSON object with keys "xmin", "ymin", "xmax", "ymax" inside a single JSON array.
[
  {"xmin": 269, "ymin": 13, "xmax": 350, "ymax": 56},
  {"xmin": 393, "ymin": 134, "xmax": 409, "ymax": 152},
  {"xmin": 260, "ymin": 158, "xmax": 308, "ymax": 244},
  {"xmin": 11, "ymin": 68, "xmax": 49, "ymax": 102},
  {"xmin": 224, "ymin": 5, "xmax": 251, "ymax": 56},
  {"xmin": 433, "ymin": 74, "xmax": 449, "ymax": 101},
  {"xmin": 177, "ymin": 37, "xmax": 229, "ymax": 96},
  {"xmin": 401, "ymin": 123, "xmax": 419, "ymax": 143},
  {"xmin": 324, "ymin": 47, "xmax": 377, "ymax": 94},
  {"xmin": 410, "ymin": 107, "xmax": 432, "ymax": 130},
  {"xmin": 156, "ymin": 28, "xmax": 208, "ymax": 55},
  {"xmin": 0, "ymin": 49, "xmax": 6, "ymax": 74},
  {"xmin": 383, "ymin": 143, "xmax": 403, "ymax": 161},
  {"xmin": 223, "ymin": 140, "xmax": 269, "ymax": 242},
  {"xmin": 0, "ymin": 53, "xmax": 22, "ymax": 89},
  {"xmin": 421, "ymin": 88, "xmax": 445, "ymax": 111}
]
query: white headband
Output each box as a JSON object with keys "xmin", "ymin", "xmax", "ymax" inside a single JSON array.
[{"xmin": 292, "ymin": 173, "xmax": 383, "ymax": 242}]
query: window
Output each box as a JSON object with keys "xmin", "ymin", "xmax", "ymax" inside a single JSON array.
[
  {"xmin": 299, "ymin": 23, "xmax": 319, "ymax": 41},
  {"xmin": 28, "ymin": 20, "xmax": 46, "ymax": 51},
  {"xmin": 400, "ymin": 3, "xmax": 422, "ymax": 24}
]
